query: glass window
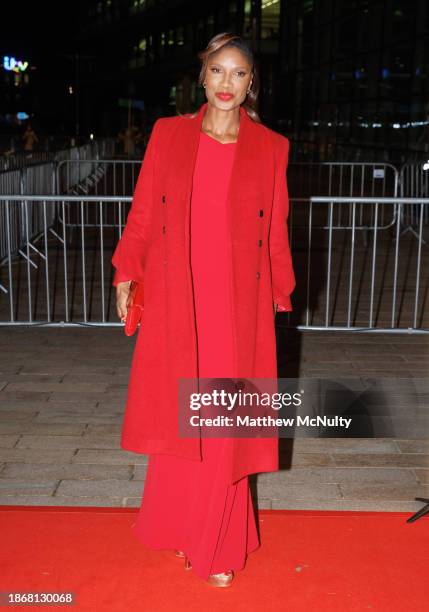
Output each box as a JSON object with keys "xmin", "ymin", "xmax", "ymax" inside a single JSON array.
[
  {"xmin": 386, "ymin": 43, "xmax": 414, "ymax": 98},
  {"xmin": 138, "ymin": 38, "xmax": 147, "ymax": 53},
  {"xmin": 354, "ymin": 54, "xmax": 369, "ymax": 99},
  {"xmin": 207, "ymin": 14, "xmax": 215, "ymax": 38},
  {"xmin": 177, "ymin": 25, "xmax": 185, "ymax": 46},
  {"xmin": 197, "ymin": 18, "xmax": 205, "ymax": 48},
  {"xmin": 243, "ymin": 0, "xmax": 252, "ymax": 37},
  {"xmin": 392, "ymin": 0, "xmax": 416, "ymax": 42},
  {"xmin": 228, "ymin": 1, "xmax": 238, "ymax": 30},
  {"xmin": 159, "ymin": 31, "xmax": 166, "ymax": 58},
  {"xmin": 186, "ymin": 23, "xmax": 194, "ymax": 49},
  {"xmin": 130, "ymin": 0, "xmax": 145, "ymax": 14},
  {"xmin": 333, "ymin": 58, "xmax": 355, "ymax": 100},
  {"xmin": 261, "ymin": 0, "xmax": 281, "ymax": 40},
  {"xmin": 302, "ymin": 0, "xmax": 314, "ymax": 47}
]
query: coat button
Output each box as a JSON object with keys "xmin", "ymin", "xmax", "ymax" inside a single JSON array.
[
  {"xmin": 256, "ymin": 271, "xmax": 260, "ymax": 279},
  {"xmin": 162, "ymin": 195, "xmax": 166, "ymax": 203},
  {"xmin": 259, "ymin": 209, "xmax": 263, "ymax": 217},
  {"xmin": 258, "ymin": 239, "xmax": 262, "ymax": 247},
  {"xmin": 162, "ymin": 225, "xmax": 166, "ymax": 233}
]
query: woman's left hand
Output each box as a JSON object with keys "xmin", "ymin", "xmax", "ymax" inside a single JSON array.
[{"xmin": 116, "ymin": 280, "xmax": 132, "ymax": 322}]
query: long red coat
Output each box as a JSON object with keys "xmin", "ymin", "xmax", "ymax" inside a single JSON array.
[{"xmin": 111, "ymin": 101, "xmax": 296, "ymax": 485}]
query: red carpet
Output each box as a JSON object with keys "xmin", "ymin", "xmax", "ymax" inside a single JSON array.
[{"xmin": 0, "ymin": 506, "xmax": 427, "ymax": 611}]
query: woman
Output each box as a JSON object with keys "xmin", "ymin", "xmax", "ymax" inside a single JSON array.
[{"xmin": 112, "ymin": 32, "xmax": 295, "ymax": 587}]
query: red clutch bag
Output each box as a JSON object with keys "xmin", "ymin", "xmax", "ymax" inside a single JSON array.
[{"xmin": 124, "ymin": 281, "xmax": 144, "ymax": 336}]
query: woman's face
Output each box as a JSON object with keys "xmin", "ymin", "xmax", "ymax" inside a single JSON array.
[{"xmin": 204, "ymin": 46, "xmax": 253, "ymax": 110}]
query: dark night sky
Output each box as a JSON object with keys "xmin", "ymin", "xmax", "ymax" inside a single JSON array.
[
  {"xmin": 0, "ymin": 2, "xmax": 80, "ymax": 60},
  {"xmin": 0, "ymin": 2, "xmax": 84, "ymax": 133}
]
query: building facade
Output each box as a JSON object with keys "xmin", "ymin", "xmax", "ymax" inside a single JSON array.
[{"xmin": 77, "ymin": 0, "xmax": 428, "ymax": 160}]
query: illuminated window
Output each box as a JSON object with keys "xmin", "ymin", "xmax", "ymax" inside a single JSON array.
[
  {"xmin": 159, "ymin": 31, "xmax": 166, "ymax": 58},
  {"xmin": 130, "ymin": 0, "xmax": 145, "ymax": 12},
  {"xmin": 177, "ymin": 26, "xmax": 184, "ymax": 46},
  {"xmin": 243, "ymin": 0, "xmax": 252, "ymax": 37},
  {"xmin": 261, "ymin": 0, "xmax": 280, "ymax": 40}
]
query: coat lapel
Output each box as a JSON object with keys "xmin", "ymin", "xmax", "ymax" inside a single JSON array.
[
  {"xmin": 176, "ymin": 100, "xmax": 271, "ymax": 220},
  {"xmin": 175, "ymin": 100, "xmax": 253, "ymax": 201},
  {"xmin": 163, "ymin": 101, "xmax": 273, "ymax": 247}
]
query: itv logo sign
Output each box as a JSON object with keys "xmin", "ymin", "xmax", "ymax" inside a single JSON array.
[{"xmin": 3, "ymin": 56, "xmax": 29, "ymax": 73}]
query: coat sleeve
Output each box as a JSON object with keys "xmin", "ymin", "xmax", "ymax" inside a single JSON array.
[
  {"xmin": 269, "ymin": 136, "xmax": 296, "ymax": 312},
  {"xmin": 111, "ymin": 118, "xmax": 162, "ymax": 285},
  {"xmin": 112, "ymin": 270, "xmax": 132, "ymax": 287}
]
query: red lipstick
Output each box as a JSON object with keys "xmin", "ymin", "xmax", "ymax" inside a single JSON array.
[{"xmin": 215, "ymin": 92, "xmax": 233, "ymax": 101}]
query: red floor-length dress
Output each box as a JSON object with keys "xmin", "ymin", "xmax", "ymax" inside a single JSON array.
[{"xmin": 132, "ymin": 130, "xmax": 260, "ymax": 579}]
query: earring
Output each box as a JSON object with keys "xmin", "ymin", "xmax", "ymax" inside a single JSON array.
[{"xmin": 203, "ymin": 83, "xmax": 206, "ymax": 88}]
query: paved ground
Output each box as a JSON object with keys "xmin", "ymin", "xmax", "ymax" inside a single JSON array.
[{"xmin": 0, "ymin": 326, "xmax": 428, "ymax": 512}]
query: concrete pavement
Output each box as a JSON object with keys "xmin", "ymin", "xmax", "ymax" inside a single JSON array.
[{"xmin": 0, "ymin": 326, "xmax": 428, "ymax": 512}]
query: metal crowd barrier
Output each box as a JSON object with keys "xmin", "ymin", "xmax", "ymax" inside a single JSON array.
[
  {"xmin": 399, "ymin": 161, "xmax": 429, "ymax": 240},
  {"xmin": 0, "ymin": 195, "xmax": 427, "ymax": 332},
  {"xmin": 0, "ymin": 151, "xmax": 54, "ymax": 172},
  {"xmin": 0, "ymin": 162, "xmax": 57, "ymax": 197},
  {"xmin": 0, "ymin": 140, "xmax": 116, "ymax": 262},
  {"xmin": 288, "ymin": 162, "xmax": 399, "ymax": 231},
  {"xmin": 0, "ymin": 196, "xmax": 130, "ymax": 321},
  {"xmin": 0, "ymin": 164, "xmax": 57, "ymax": 262},
  {"xmin": 56, "ymin": 159, "xmax": 139, "ymax": 197},
  {"xmin": 0, "ymin": 138, "xmax": 116, "ymax": 173},
  {"xmin": 56, "ymin": 160, "xmax": 139, "ymax": 230},
  {"xmin": 54, "ymin": 160, "xmax": 400, "ymax": 236},
  {"xmin": 301, "ymin": 197, "xmax": 428, "ymax": 331},
  {"xmin": 0, "ymin": 140, "xmax": 116, "ymax": 195}
]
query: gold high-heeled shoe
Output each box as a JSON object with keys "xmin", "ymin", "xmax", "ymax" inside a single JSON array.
[
  {"xmin": 184, "ymin": 556, "xmax": 234, "ymax": 585},
  {"xmin": 207, "ymin": 570, "xmax": 234, "ymax": 587},
  {"xmin": 174, "ymin": 549, "xmax": 185, "ymax": 558}
]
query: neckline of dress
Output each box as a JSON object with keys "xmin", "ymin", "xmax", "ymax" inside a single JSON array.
[{"xmin": 200, "ymin": 130, "xmax": 237, "ymax": 145}]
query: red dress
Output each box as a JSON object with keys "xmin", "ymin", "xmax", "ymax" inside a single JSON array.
[{"xmin": 131, "ymin": 130, "xmax": 260, "ymax": 579}]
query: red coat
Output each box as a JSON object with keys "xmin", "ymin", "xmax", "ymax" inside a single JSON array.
[{"xmin": 111, "ymin": 101, "xmax": 296, "ymax": 484}]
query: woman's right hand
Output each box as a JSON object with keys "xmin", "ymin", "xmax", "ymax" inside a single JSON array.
[{"xmin": 116, "ymin": 280, "xmax": 132, "ymax": 322}]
